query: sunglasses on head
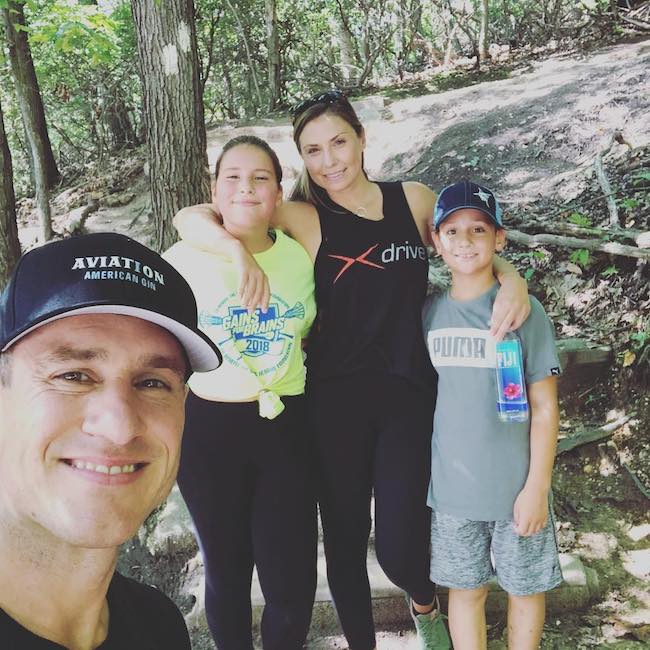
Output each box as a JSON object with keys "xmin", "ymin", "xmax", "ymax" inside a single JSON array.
[{"xmin": 291, "ymin": 89, "xmax": 346, "ymax": 120}]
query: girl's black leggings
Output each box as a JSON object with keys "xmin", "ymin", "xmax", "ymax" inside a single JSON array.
[
  {"xmin": 308, "ymin": 373, "xmax": 437, "ymax": 650},
  {"xmin": 177, "ymin": 392, "xmax": 317, "ymax": 650}
]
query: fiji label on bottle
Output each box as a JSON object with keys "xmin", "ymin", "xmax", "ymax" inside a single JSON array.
[{"xmin": 495, "ymin": 339, "xmax": 529, "ymax": 422}]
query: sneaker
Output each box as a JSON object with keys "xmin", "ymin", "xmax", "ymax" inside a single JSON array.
[{"xmin": 408, "ymin": 595, "xmax": 451, "ymax": 650}]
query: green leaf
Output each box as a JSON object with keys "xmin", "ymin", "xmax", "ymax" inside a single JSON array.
[
  {"xmin": 569, "ymin": 248, "xmax": 590, "ymax": 267},
  {"xmin": 620, "ymin": 198, "xmax": 638, "ymax": 210},
  {"xmin": 568, "ymin": 212, "xmax": 592, "ymax": 227},
  {"xmin": 600, "ymin": 265, "xmax": 618, "ymax": 277},
  {"xmin": 633, "ymin": 171, "xmax": 650, "ymax": 182},
  {"xmin": 523, "ymin": 267, "xmax": 534, "ymax": 281},
  {"xmin": 630, "ymin": 331, "xmax": 650, "ymax": 348}
]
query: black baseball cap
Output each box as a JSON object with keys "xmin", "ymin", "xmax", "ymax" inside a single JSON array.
[
  {"xmin": 433, "ymin": 180, "xmax": 503, "ymax": 230},
  {"xmin": 0, "ymin": 232, "xmax": 222, "ymax": 373}
]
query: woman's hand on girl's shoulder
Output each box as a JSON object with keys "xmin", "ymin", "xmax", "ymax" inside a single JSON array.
[{"xmin": 232, "ymin": 243, "xmax": 271, "ymax": 314}]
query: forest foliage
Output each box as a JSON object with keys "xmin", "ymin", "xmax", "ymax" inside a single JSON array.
[{"xmin": 0, "ymin": 0, "xmax": 631, "ymax": 199}]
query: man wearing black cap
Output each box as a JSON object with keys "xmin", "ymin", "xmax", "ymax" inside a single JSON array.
[{"xmin": 0, "ymin": 233, "xmax": 221, "ymax": 649}]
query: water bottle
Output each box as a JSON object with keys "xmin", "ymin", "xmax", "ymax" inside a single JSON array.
[{"xmin": 495, "ymin": 337, "xmax": 529, "ymax": 422}]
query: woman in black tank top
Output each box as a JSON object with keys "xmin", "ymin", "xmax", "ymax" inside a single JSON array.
[{"xmin": 174, "ymin": 91, "xmax": 530, "ymax": 650}]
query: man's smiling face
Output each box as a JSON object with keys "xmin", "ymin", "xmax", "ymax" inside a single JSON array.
[{"xmin": 0, "ymin": 313, "xmax": 187, "ymax": 549}]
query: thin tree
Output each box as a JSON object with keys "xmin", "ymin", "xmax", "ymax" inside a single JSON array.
[
  {"xmin": 2, "ymin": 0, "xmax": 60, "ymax": 190},
  {"xmin": 265, "ymin": 0, "xmax": 280, "ymax": 110},
  {"xmin": 478, "ymin": 0, "xmax": 489, "ymax": 62},
  {"xmin": 223, "ymin": 0, "xmax": 263, "ymax": 111},
  {"xmin": 131, "ymin": 0, "xmax": 210, "ymax": 251},
  {"xmin": 0, "ymin": 97, "xmax": 21, "ymax": 289}
]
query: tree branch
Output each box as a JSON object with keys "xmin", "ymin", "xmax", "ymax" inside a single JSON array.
[
  {"xmin": 506, "ymin": 229, "xmax": 650, "ymax": 260},
  {"xmin": 594, "ymin": 133, "xmax": 620, "ymax": 227},
  {"xmin": 556, "ymin": 414, "xmax": 633, "ymax": 454},
  {"xmin": 512, "ymin": 219, "xmax": 647, "ymax": 245}
]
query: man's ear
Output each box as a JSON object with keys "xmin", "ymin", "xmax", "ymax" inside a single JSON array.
[{"xmin": 495, "ymin": 228, "xmax": 506, "ymax": 252}]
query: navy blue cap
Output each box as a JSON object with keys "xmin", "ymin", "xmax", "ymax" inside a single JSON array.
[
  {"xmin": 0, "ymin": 232, "xmax": 222, "ymax": 373},
  {"xmin": 433, "ymin": 181, "xmax": 503, "ymax": 230}
]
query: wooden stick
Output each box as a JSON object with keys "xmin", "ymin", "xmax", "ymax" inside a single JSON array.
[
  {"xmin": 506, "ymin": 229, "xmax": 650, "ymax": 260},
  {"xmin": 593, "ymin": 135, "xmax": 620, "ymax": 227},
  {"xmin": 622, "ymin": 463, "xmax": 650, "ymax": 500},
  {"xmin": 556, "ymin": 414, "xmax": 633, "ymax": 455},
  {"xmin": 620, "ymin": 14, "xmax": 650, "ymax": 30},
  {"xmin": 513, "ymin": 219, "xmax": 644, "ymax": 243}
]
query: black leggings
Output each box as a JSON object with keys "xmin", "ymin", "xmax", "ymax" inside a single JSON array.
[
  {"xmin": 177, "ymin": 393, "xmax": 317, "ymax": 650},
  {"xmin": 309, "ymin": 374, "xmax": 436, "ymax": 650}
]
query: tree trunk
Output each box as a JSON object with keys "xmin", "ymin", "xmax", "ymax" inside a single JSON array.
[
  {"xmin": 332, "ymin": 10, "xmax": 358, "ymax": 82},
  {"xmin": 265, "ymin": 0, "xmax": 281, "ymax": 110},
  {"xmin": 220, "ymin": 57, "xmax": 237, "ymax": 119},
  {"xmin": 223, "ymin": 0, "xmax": 263, "ymax": 111},
  {"xmin": 2, "ymin": 1, "xmax": 60, "ymax": 190},
  {"xmin": 98, "ymin": 80, "xmax": 136, "ymax": 151},
  {"xmin": 479, "ymin": 0, "xmax": 490, "ymax": 61},
  {"xmin": 131, "ymin": 0, "xmax": 210, "ymax": 251},
  {"xmin": 396, "ymin": 0, "xmax": 422, "ymax": 78},
  {"xmin": 0, "ymin": 98, "xmax": 21, "ymax": 289}
]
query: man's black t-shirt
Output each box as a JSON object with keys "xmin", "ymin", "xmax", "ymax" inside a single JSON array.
[{"xmin": 0, "ymin": 572, "xmax": 191, "ymax": 649}]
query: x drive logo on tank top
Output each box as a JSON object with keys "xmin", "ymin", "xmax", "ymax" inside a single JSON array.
[{"xmin": 328, "ymin": 240, "xmax": 427, "ymax": 283}]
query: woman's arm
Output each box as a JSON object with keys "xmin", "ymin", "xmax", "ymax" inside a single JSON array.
[
  {"xmin": 402, "ymin": 181, "xmax": 437, "ymax": 244},
  {"xmin": 173, "ymin": 204, "xmax": 270, "ymax": 311},
  {"xmin": 273, "ymin": 201, "xmax": 321, "ymax": 261},
  {"xmin": 491, "ymin": 256, "xmax": 530, "ymax": 340}
]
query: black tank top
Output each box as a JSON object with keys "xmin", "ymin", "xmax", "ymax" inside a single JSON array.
[{"xmin": 307, "ymin": 181, "xmax": 436, "ymax": 390}]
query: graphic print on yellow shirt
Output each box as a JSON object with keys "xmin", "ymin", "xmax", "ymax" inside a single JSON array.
[
  {"xmin": 162, "ymin": 230, "xmax": 315, "ymax": 409},
  {"xmin": 200, "ymin": 297, "xmax": 306, "ymax": 372}
]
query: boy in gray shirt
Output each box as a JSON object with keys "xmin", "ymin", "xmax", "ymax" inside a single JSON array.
[{"xmin": 422, "ymin": 181, "xmax": 563, "ymax": 649}]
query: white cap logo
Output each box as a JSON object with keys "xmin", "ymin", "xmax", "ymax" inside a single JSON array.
[{"xmin": 474, "ymin": 189, "xmax": 491, "ymax": 206}]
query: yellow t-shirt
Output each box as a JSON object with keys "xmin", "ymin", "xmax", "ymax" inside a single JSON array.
[{"xmin": 163, "ymin": 230, "xmax": 315, "ymax": 417}]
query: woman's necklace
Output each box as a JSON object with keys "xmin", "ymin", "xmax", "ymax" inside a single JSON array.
[{"xmin": 341, "ymin": 187, "xmax": 381, "ymax": 220}]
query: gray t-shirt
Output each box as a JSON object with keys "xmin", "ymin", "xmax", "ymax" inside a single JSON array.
[{"xmin": 422, "ymin": 283, "xmax": 560, "ymax": 521}]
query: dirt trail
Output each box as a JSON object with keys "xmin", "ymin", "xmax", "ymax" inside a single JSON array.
[{"xmin": 65, "ymin": 38, "xmax": 648, "ymax": 247}]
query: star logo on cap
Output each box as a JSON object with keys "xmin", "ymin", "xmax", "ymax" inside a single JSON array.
[{"xmin": 474, "ymin": 189, "xmax": 492, "ymax": 206}]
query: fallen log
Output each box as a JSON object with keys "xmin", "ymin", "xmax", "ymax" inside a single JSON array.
[
  {"xmin": 556, "ymin": 414, "xmax": 634, "ymax": 455},
  {"xmin": 506, "ymin": 229, "xmax": 650, "ymax": 260},
  {"xmin": 512, "ymin": 219, "xmax": 645, "ymax": 245},
  {"xmin": 620, "ymin": 14, "xmax": 650, "ymax": 30},
  {"xmin": 555, "ymin": 338, "xmax": 612, "ymax": 371},
  {"xmin": 61, "ymin": 198, "xmax": 100, "ymax": 236}
]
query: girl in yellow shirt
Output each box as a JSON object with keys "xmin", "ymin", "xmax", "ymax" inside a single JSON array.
[{"xmin": 164, "ymin": 136, "xmax": 316, "ymax": 650}]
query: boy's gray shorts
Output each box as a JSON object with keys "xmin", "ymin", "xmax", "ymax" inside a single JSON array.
[{"xmin": 430, "ymin": 510, "xmax": 563, "ymax": 596}]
